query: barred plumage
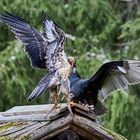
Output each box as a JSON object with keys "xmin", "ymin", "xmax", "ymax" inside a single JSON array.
[{"xmin": 0, "ymin": 12, "xmax": 75, "ymax": 109}]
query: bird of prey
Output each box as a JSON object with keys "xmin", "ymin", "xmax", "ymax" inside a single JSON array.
[
  {"xmin": 69, "ymin": 60, "xmax": 140, "ymax": 115},
  {"xmin": 0, "ymin": 12, "xmax": 75, "ymax": 112}
]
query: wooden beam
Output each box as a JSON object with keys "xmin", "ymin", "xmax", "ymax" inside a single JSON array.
[
  {"xmin": 1, "ymin": 104, "xmax": 67, "ymax": 117},
  {"xmin": 0, "ymin": 105, "xmax": 69, "ymax": 122},
  {"xmin": 71, "ymin": 125, "xmax": 102, "ymax": 140},
  {"xmin": 30, "ymin": 114, "xmax": 72, "ymax": 139},
  {"xmin": 72, "ymin": 115, "xmax": 115, "ymax": 140},
  {"xmin": 5, "ymin": 122, "xmax": 48, "ymax": 139}
]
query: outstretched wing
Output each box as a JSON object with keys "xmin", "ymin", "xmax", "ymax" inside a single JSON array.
[
  {"xmin": 27, "ymin": 72, "xmax": 60, "ymax": 101},
  {"xmin": 0, "ymin": 12, "xmax": 68, "ymax": 72},
  {"xmin": 89, "ymin": 60, "xmax": 140, "ymax": 100},
  {"xmin": 42, "ymin": 14, "xmax": 68, "ymax": 72},
  {"xmin": 0, "ymin": 12, "xmax": 47, "ymax": 69}
]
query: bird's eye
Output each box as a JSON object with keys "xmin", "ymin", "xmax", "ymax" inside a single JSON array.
[{"xmin": 68, "ymin": 60, "xmax": 73, "ymax": 65}]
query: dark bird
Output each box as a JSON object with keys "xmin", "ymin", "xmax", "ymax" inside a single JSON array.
[
  {"xmin": 0, "ymin": 12, "xmax": 75, "ymax": 111},
  {"xmin": 69, "ymin": 60, "xmax": 140, "ymax": 115}
]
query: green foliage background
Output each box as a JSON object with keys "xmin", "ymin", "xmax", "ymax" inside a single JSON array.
[{"xmin": 0, "ymin": 0, "xmax": 140, "ymax": 139}]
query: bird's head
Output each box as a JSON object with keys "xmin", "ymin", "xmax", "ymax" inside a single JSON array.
[
  {"xmin": 68, "ymin": 56, "xmax": 76, "ymax": 67},
  {"xmin": 68, "ymin": 56, "xmax": 76, "ymax": 73}
]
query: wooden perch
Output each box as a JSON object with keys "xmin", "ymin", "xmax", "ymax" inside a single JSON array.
[{"xmin": 0, "ymin": 104, "xmax": 127, "ymax": 140}]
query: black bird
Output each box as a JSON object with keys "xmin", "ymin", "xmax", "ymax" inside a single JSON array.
[{"xmin": 69, "ymin": 60, "xmax": 140, "ymax": 115}]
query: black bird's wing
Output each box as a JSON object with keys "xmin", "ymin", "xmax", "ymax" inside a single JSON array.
[
  {"xmin": 0, "ymin": 12, "xmax": 47, "ymax": 69},
  {"xmin": 89, "ymin": 60, "xmax": 140, "ymax": 100}
]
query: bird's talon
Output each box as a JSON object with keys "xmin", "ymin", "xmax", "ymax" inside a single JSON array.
[
  {"xmin": 88, "ymin": 105, "xmax": 94, "ymax": 110},
  {"xmin": 54, "ymin": 104, "xmax": 61, "ymax": 109}
]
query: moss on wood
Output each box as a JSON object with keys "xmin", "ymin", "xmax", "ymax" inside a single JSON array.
[
  {"xmin": 0, "ymin": 137, "xmax": 9, "ymax": 140},
  {"xmin": 0, "ymin": 122, "xmax": 28, "ymax": 131},
  {"xmin": 101, "ymin": 126, "xmax": 128, "ymax": 140}
]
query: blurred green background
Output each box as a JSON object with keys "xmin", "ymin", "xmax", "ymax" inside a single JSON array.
[{"xmin": 0, "ymin": 0, "xmax": 140, "ymax": 139}]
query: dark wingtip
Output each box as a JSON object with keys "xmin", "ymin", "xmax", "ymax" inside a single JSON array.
[
  {"xmin": 27, "ymin": 94, "xmax": 34, "ymax": 102},
  {"xmin": 41, "ymin": 10, "xmax": 60, "ymax": 29},
  {"xmin": 27, "ymin": 97, "xmax": 32, "ymax": 102},
  {"xmin": 41, "ymin": 10, "xmax": 45, "ymax": 20},
  {"xmin": 41, "ymin": 10, "xmax": 51, "ymax": 23},
  {"xmin": 0, "ymin": 11, "xmax": 26, "ymax": 24}
]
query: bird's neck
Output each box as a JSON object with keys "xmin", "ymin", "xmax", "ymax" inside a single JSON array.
[{"xmin": 70, "ymin": 70, "xmax": 81, "ymax": 81}]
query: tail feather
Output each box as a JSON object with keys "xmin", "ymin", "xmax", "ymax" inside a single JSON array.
[
  {"xmin": 27, "ymin": 73, "xmax": 55, "ymax": 102},
  {"xmin": 94, "ymin": 99, "xmax": 107, "ymax": 115},
  {"xmin": 27, "ymin": 83, "xmax": 48, "ymax": 102}
]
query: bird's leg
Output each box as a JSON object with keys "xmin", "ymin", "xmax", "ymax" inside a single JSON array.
[
  {"xmin": 58, "ymin": 86, "xmax": 65, "ymax": 104},
  {"xmin": 68, "ymin": 93, "xmax": 77, "ymax": 106},
  {"xmin": 45, "ymin": 88, "xmax": 60, "ymax": 118},
  {"xmin": 61, "ymin": 79, "xmax": 73, "ymax": 115},
  {"xmin": 67, "ymin": 79, "xmax": 74, "ymax": 115},
  {"xmin": 50, "ymin": 88, "xmax": 61, "ymax": 109},
  {"xmin": 67, "ymin": 97, "xmax": 73, "ymax": 116},
  {"xmin": 58, "ymin": 85, "xmax": 62, "ymax": 96},
  {"xmin": 53, "ymin": 95, "xmax": 61, "ymax": 109},
  {"xmin": 45, "ymin": 103, "xmax": 59, "ymax": 118},
  {"xmin": 67, "ymin": 79, "xmax": 77, "ymax": 111},
  {"xmin": 62, "ymin": 92, "xmax": 73, "ymax": 115}
]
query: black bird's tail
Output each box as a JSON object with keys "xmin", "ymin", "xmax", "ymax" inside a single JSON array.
[{"xmin": 94, "ymin": 100, "xmax": 107, "ymax": 115}]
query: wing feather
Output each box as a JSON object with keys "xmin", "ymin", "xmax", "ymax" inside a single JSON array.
[
  {"xmin": 89, "ymin": 60, "xmax": 140, "ymax": 100},
  {"xmin": 0, "ymin": 12, "xmax": 47, "ymax": 69},
  {"xmin": 43, "ymin": 16, "xmax": 58, "ymax": 43},
  {"xmin": 0, "ymin": 12, "xmax": 68, "ymax": 72},
  {"xmin": 42, "ymin": 14, "xmax": 68, "ymax": 72}
]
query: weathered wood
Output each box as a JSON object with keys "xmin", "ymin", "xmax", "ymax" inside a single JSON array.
[
  {"xmin": 73, "ymin": 106, "xmax": 96, "ymax": 121},
  {"xmin": 6, "ymin": 122, "xmax": 48, "ymax": 139},
  {"xmin": 0, "ymin": 104, "xmax": 127, "ymax": 140},
  {"xmin": 0, "ymin": 122, "xmax": 35, "ymax": 136},
  {"xmin": 0, "ymin": 114, "xmax": 50, "ymax": 122},
  {"xmin": 70, "ymin": 125, "xmax": 100, "ymax": 140},
  {"xmin": 0, "ymin": 106, "xmax": 69, "ymax": 122},
  {"xmin": 0, "ymin": 104, "xmax": 96, "ymax": 123},
  {"xmin": 31, "ymin": 114, "xmax": 72, "ymax": 140},
  {"xmin": 0, "ymin": 112, "xmax": 69, "ymax": 123},
  {"xmin": 34, "ymin": 126, "xmax": 70, "ymax": 140},
  {"xmin": 0, "ymin": 122, "xmax": 38, "ymax": 139},
  {"xmin": 72, "ymin": 115, "xmax": 119, "ymax": 140},
  {"xmin": 1, "ymin": 104, "xmax": 67, "ymax": 117}
]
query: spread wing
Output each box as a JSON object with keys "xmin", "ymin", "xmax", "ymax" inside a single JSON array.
[
  {"xmin": 0, "ymin": 12, "xmax": 47, "ymax": 69},
  {"xmin": 42, "ymin": 15, "xmax": 68, "ymax": 72},
  {"xmin": 0, "ymin": 12, "xmax": 70, "ymax": 101},
  {"xmin": 27, "ymin": 72, "xmax": 60, "ymax": 101},
  {"xmin": 0, "ymin": 12, "xmax": 68, "ymax": 72},
  {"xmin": 89, "ymin": 60, "xmax": 140, "ymax": 100}
]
